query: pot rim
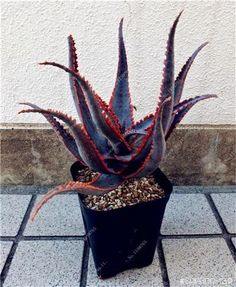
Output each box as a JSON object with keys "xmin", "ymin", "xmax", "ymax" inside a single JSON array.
[
  {"xmin": 71, "ymin": 161, "xmax": 173, "ymax": 214},
  {"xmin": 79, "ymin": 190, "xmax": 171, "ymax": 214}
]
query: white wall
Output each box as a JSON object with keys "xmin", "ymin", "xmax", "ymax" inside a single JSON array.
[{"xmin": 1, "ymin": 0, "xmax": 235, "ymax": 124}]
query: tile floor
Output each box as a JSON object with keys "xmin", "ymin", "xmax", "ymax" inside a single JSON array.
[{"xmin": 0, "ymin": 186, "xmax": 235, "ymax": 287}]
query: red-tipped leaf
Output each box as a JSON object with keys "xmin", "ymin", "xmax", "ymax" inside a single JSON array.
[
  {"xmin": 19, "ymin": 102, "xmax": 85, "ymax": 164},
  {"xmin": 131, "ymin": 98, "xmax": 169, "ymax": 178},
  {"xmin": 174, "ymin": 42, "xmax": 208, "ymax": 105},
  {"xmin": 39, "ymin": 61, "xmax": 131, "ymax": 154},
  {"xmin": 19, "ymin": 108, "xmax": 111, "ymax": 173},
  {"xmin": 68, "ymin": 36, "xmax": 110, "ymax": 154},
  {"xmin": 109, "ymin": 18, "xmax": 134, "ymax": 131},
  {"xmin": 31, "ymin": 173, "xmax": 124, "ymax": 221},
  {"xmin": 166, "ymin": 94, "xmax": 217, "ymax": 139},
  {"xmin": 158, "ymin": 11, "xmax": 183, "ymax": 134}
]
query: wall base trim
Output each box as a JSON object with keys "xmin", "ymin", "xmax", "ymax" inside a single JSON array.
[{"xmin": 1, "ymin": 124, "xmax": 235, "ymax": 185}]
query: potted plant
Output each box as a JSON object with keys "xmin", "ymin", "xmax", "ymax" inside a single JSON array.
[{"xmin": 19, "ymin": 11, "xmax": 216, "ymax": 279}]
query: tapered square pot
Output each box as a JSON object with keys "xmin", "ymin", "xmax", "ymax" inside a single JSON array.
[{"xmin": 71, "ymin": 161, "xmax": 172, "ymax": 279}]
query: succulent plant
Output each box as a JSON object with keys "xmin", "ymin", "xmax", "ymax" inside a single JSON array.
[{"xmin": 19, "ymin": 12, "xmax": 216, "ymax": 220}]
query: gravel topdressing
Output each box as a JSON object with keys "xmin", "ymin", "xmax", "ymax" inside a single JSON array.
[{"xmin": 74, "ymin": 168, "xmax": 166, "ymax": 211}]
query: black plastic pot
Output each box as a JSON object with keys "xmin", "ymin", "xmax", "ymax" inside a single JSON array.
[{"xmin": 70, "ymin": 161, "xmax": 172, "ymax": 279}]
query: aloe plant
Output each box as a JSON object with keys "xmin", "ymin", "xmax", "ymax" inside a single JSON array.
[{"xmin": 19, "ymin": 12, "xmax": 216, "ymax": 220}]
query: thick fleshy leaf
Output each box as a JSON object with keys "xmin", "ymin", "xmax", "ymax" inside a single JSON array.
[
  {"xmin": 121, "ymin": 125, "xmax": 154, "ymax": 175},
  {"xmin": 39, "ymin": 61, "xmax": 131, "ymax": 154},
  {"xmin": 124, "ymin": 134, "xmax": 145, "ymax": 153},
  {"xmin": 68, "ymin": 35, "xmax": 84, "ymax": 120},
  {"xmin": 114, "ymin": 116, "xmax": 156, "ymax": 164},
  {"xmin": 166, "ymin": 94, "xmax": 217, "ymax": 139},
  {"xmin": 68, "ymin": 35, "xmax": 121, "ymax": 133},
  {"xmin": 158, "ymin": 11, "xmax": 182, "ymax": 134},
  {"xmin": 173, "ymin": 94, "xmax": 217, "ymax": 113},
  {"xmin": 70, "ymin": 81, "xmax": 110, "ymax": 154},
  {"xmin": 124, "ymin": 113, "xmax": 154, "ymax": 140},
  {"xmin": 68, "ymin": 36, "xmax": 109, "ymax": 154},
  {"xmin": 117, "ymin": 116, "xmax": 158, "ymax": 164},
  {"xmin": 174, "ymin": 42, "xmax": 208, "ymax": 105},
  {"xmin": 124, "ymin": 114, "xmax": 155, "ymax": 150},
  {"xmin": 109, "ymin": 18, "xmax": 134, "ymax": 131},
  {"xmin": 95, "ymin": 94, "xmax": 122, "ymax": 132},
  {"xmin": 104, "ymin": 158, "xmax": 128, "ymax": 173},
  {"xmin": 124, "ymin": 98, "xmax": 169, "ymax": 178},
  {"xmin": 68, "ymin": 35, "xmax": 79, "ymax": 72},
  {"xmin": 31, "ymin": 173, "xmax": 124, "ymax": 221},
  {"xmin": 19, "ymin": 108, "xmax": 111, "ymax": 173},
  {"xmin": 19, "ymin": 102, "xmax": 85, "ymax": 164}
]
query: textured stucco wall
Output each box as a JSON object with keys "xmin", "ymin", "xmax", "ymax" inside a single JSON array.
[{"xmin": 1, "ymin": 0, "xmax": 235, "ymax": 124}]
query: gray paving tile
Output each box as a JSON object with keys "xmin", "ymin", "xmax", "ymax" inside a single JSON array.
[
  {"xmin": 161, "ymin": 194, "xmax": 221, "ymax": 234},
  {"xmin": 24, "ymin": 194, "xmax": 84, "ymax": 236},
  {"xmin": 163, "ymin": 238, "xmax": 236, "ymax": 287},
  {"xmin": 0, "ymin": 185, "xmax": 50, "ymax": 195},
  {"xmin": 86, "ymin": 251, "xmax": 162, "ymax": 287},
  {"xmin": 4, "ymin": 240, "xmax": 83, "ymax": 287},
  {"xmin": 211, "ymin": 193, "xmax": 236, "ymax": 233},
  {"xmin": 0, "ymin": 194, "xmax": 31, "ymax": 236},
  {"xmin": 173, "ymin": 186, "xmax": 236, "ymax": 194},
  {"xmin": 0, "ymin": 241, "xmax": 13, "ymax": 272}
]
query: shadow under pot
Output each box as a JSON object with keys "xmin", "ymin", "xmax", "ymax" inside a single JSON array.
[{"xmin": 70, "ymin": 161, "xmax": 172, "ymax": 279}]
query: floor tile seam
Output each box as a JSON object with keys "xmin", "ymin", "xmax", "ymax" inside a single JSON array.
[
  {"xmin": 157, "ymin": 239, "xmax": 170, "ymax": 287},
  {"xmin": 0, "ymin": 195, "xmax": 36, "ymax": 284}
]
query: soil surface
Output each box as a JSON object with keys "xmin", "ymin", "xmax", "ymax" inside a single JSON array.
[{"xmin": 75, "ymin": 168, "xmax": 166, "ymax": 211}]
